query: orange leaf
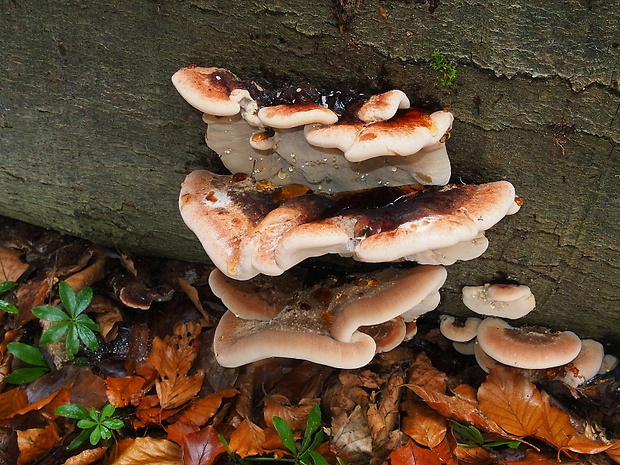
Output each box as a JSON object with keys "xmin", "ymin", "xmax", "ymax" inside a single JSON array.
[
  {"xmin": 228, "ymin": 419, "xmax": 267, "ymax": 458},
  {"xmin": 156, "ymin": 371, "xmax": 205, "ymax": 410},
  {"xmin": 106, "ymin": 376, "xmax": 149, "ymax": 408},
  {"xmin": 606, "ymin": 441, "xmax": 620, "ymax": 464},
  {"xmin": 181, "ymin": 425, "xmax": 226, "ymax": 465},
  {"xmin": 63, "ymin": 446, "xmax": 108, "ymax": 465},
  {"xmin": 106, "ymin": 437, "xmax": 182, "ymax": 464},
  {"xmin": 401, "ymin": 399, "xmax": 447, "ymax": 448},
  {"xmin": 0, "ymin": 387, "xmax": 28, "ymax": 420},
  {"xmin": 477, "ymin": 368, "xmax": 544, "ymax": 436},
  {"xmin": 533, "ymin": 391, "xmax": 576, "ymax": 449},
  {"xmin": 263, "ymin": 395, "xmax": 316, "ymax": 431},
  {"xmin": 406, "ymin": 384, "xmax": 506, "ymax": 437},
  {"xmin": 563, "ymin": 435, "xmax": 620, "ymax": 458},
  {"xmin": 17, "ymin": 422, "xmax": 59, "ymax": 465},
  {"xmin": 454, "ymin": 445, "xmax": 495, "ymax": 465},
  {"xmin": 0, "ymin": 245, "xmax": 29, "ymax": 282},
  {"xmin": 389, "ymin": 440, "xmax": 442, "ymax": 465},
  {"xmin": 176, "ymin": 387, "xmax": 239, "ymax": 427}
]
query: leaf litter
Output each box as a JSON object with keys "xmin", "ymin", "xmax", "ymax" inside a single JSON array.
[{"xmin": 0, "ymin": 216, "xmax": 619, "ymax": 465}]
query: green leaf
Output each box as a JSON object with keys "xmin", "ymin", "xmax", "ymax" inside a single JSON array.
[
  {"xmin": 67, "ymin": 428, "xmax": 92, "ymax": 450},
  {"xmin": 32, "ymin": 305, "xmax": 69, "ymax": 322},
  {"xmin": 39, "ymin": 321, "xmax": 70, "ymax": 345},
  {"xmin": 56, "ymin": 403, "xmax": 90, "ymax": 420},
  {"xmin": 308, "ymin": 450, "xmax": 330, "ymax": 465},
  {"xmin": 100, "ymin": 425, "xmax": 112, "ymax": 440},
  {"xmin": 0, "ymin": 300, "xmax": 18, "ymax": 314},
  {"xmin": 4, "ymin": 367, "xmax": 49, "ymax": 384},
  {"xmin": 89, "ymin": 425, "xmax": 102, "ymax": 445},
  {"xmin": 7, "ymin": 342, "xmax": 48, "ymax": 367},
  {"xmin": 74, "ymin": 286, "xmax": 93, "ymax": 316},
  {"xmin": 78, "ymin": 418, "xmax": 97, "ymax": 429},
  {"xmin": 103, "ymin": 418, "xmax": 124, "ymax": 430},
  {"xmin": 100, "ymin": 403, "xmax": 116, "ymax": 420},
  {"xmin": 65, "ymin": 325, "xmax": 80, "ymax": 359},
  {"xmin": 301, "ymin": 404, "xmax": 322, "ymax": 451},
  {"xmin": 0, "ymin": 281, "xmax": 17, "ymax": 294},
  {"xmin": 272, "ymin": 416, "xmax": 297, "ymax": 455},
  {"xmin": 76, "ymin": 314, "xmax": 100, "ymax": 332},
  {"xmin": 59, "ymin": 282, "xmax": 77, "ymax": 316},
  {"xmin": 76, "ymin": 324, "xmax": 99, "ymax": 351}
]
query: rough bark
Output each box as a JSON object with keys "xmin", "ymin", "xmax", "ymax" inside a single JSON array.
[{"xmin": 0, "ymin": 1, "xmax": 618, "ymax": 346}]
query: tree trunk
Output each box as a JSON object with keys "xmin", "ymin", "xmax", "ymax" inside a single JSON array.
[{"xmin": 1, "ymin": 0, "xmax": 618, "ymax": 347}]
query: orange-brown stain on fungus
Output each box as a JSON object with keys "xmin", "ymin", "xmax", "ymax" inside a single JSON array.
[
  {"xmin": 314, "ymin": 287, "xmax": 332, "ymax": 308},
  {"xmin": 205, "ymin": 191, "xmax": 217, "ymax": 202},
  {"xmin": 321, "ymin": 310, "xmax": 334, "ymax": 330},
  {"xmin": 515, "ymin": 196, "xmax": 524, "ymax": 207},
  {"xmin": 232, "ymin": 172, "xmax": 248, "ymax": 182}
]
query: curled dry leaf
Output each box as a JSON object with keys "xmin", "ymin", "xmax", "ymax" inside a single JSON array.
[
  {"xmin": 175, "ymin": 387, "xmax": 239, "ymax": 428},
  {"xmin": 156, "ymin": 372, "xmax": 205, "ymax": 410},
  {"xmin": 263, "ymin": 395, "xmax": 316, "ymax": 431}
]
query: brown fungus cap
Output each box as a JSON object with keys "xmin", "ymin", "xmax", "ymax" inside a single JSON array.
[
  {"xmin": 211, "ymin": 265, "xmax": 446, "ymax": 368},
  {"xmin": 462, "ymin": 283, "xmax": 535, "ymax": 319},
  {"xmin": 476, "ymin": 317, "xmax": 582, "ymax": 369},
  {"xmin": 173, "ymin": 67, "xmax": 454, "ymax": 192},
  {"xmin": 180, "ymin": 171, "xmax": 520, "ymax": 279}
]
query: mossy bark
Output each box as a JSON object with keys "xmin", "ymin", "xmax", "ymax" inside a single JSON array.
[{"xmin": 0, "ymin": 1, "xmax": 618, "ymax": 346}]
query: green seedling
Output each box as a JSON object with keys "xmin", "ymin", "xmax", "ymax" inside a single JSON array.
[
  {"xmin": 0, "ymin": 281, "xmax": 18, "ymax": 314},
  {"xmin": 32, "ymin": 281, "xmax": 100, "ymax": 360},
  {"xmin": 55, "ymin": 403, "xmax": 124, "ymax": 450},
  {"xmin": 429, "ymin": 50, "xmax": 457, "ymax": 86},
  {"xmin": 220, "ymin": 404, "xmax": 332, "ymax": 465},
  {"xmin": 450, "ymin": 420, "xmax": 521, "ymax": 449},
  {"xmin": 4, "ymin": 342, "xmax": 50, "ymax": 384}
]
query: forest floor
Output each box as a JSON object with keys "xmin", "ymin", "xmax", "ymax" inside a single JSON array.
[{"xmin": 0, "ymin": 215, "xmax": 619, "ymax": 465}]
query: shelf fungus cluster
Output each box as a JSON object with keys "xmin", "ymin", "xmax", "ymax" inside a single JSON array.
[
  {"xmin": 173, "ymin": 66, "xmax": 533, "ymax": 369},
  {"xmin": 172, "ymin": 66, "xmax": 453, "ymax": 193},
  {"xmin": 439, "ymin": 283, "xmax": 618, "ymax": 387}
]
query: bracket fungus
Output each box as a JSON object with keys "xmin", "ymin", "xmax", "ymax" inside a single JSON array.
[
  {"xmin": 462, "ymin": 283, "xmax": 536, "ymax": 319},
  {"xmin": 476, "ymin": 317, "xmax": 582, "ymax": 370},
  {"xmin": 172, "ymin": 66, "xmax": 454, "ymax": 192},
  {"xmin": 179, "ymin": 170, "xmax": 521, "ymax": 280},
  {"xmin": 211, "ymin": 265, "xmax": 447, "ymax": 368}
]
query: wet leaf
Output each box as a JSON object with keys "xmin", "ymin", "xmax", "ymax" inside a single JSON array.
[
  {"xmin": 477, "ymin": 368, "xmax": 544, "ymax": 436},
  {"xmin": 181, "ymin": 425, "xmax": 226, "ymax": 465}
]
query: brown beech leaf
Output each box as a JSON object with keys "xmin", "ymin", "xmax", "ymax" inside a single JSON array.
[
  {"xmin": 533, "ymin": 391, "xmax": 576, "ymax": 449},
  {"xmin": 401, "ymin": 398, "xmax": 447, "ymax": 448},
  {"xmin": 228, "ymin": 419, "xmax": 267, "ymax": 458},
  {"xmin": 176, "ymin": 387, "xmax": 239, "ymax": 428},
  {"xmin": 330, "ymin": 405, "xmax": 373, "ymax": 460},
  {"xmin": 17, "ymin": 422, "xmax": 60, "ymax": 465},
  {"xmin": 182, "ymin": 425, "xmax": 226, "ymax": 465},
  {"xmin": 406, "ymin": 384, "xmax": 506, "ymax": 437},
  {"xmin": 263, "ymin": 395, "xmax": 316, "ymax": 431},
  {"xmin": 147, "ymin": 321, "xmax": 202, "ymax": 379},
  {"xmin": 0, "ymin": 387, "xmax": 28, "ymax": 420},
  {"xmin": 0, "ymin": 245, "xmax": 28, "ymax": 282},
  {"xmin": 63, "ymin": 446, "xmax": 108, "ymax": 465},
  {"xmin": 453, "ymin": 444, "xmax": 495, "ymax": 465},
  {"xmin": 14, "ymin": 386, "xmax": 71, "ymax": 419},
  {"xmin": 407, "ymin": 352, "xmax": 447, "ymax": 394},
  {"xmin": 105, "ymin": 437, "xmax": 182, "ymax": 464},
  {"xmin": 606, "ymin": 441, "xmax": 620, "ymax": 464},
  {"xmin": 156, "ymin": 371, "xmax": 205, "ymax": 410},
  {"xmin": 477, "ymin": 367, "xmax": 544, "ymax": 437},
  {"xmin": 389, "ymin": 440, "xmax": 442, "ymax": 465},
  {"xmin": 105, "ymin": 376, "xmax": 149, "ymax": 408},
  {"xmin": 64, "ymin": 256, "xmax": 107, "ymax": 292}
]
